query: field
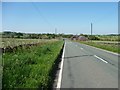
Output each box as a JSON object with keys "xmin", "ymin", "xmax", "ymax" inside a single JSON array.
[
  {"xmin": 1, "ymin": 38, "xmax": 58, "ymax": 48},
  {"xmin": 78, "ymin": 41, "xmax": 119, "ymax": 54},
  {"xmin": 96, "ymin": 35, "xmax": 119, "ymax": 41},
  {"xmin": 2, "ymin": 38, "xmax": 64, "ymax": 88}
]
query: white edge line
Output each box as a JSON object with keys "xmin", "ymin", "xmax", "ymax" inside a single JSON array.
[
  {"xmin": 80, "ymin": 43, "xmax": 119, "ymax": 56},
  {"xmin": 81, "ymin": 48, "xmax": 83, "ymax": 50},
  {"xmin": 94, "ymin": 55, "xmax": 108, "ymax": 63},
  {"xmin": 57, "ymin": 41, "xmax": 66, "ymax": 88}
]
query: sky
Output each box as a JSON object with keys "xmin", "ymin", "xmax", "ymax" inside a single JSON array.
[
  {"xmin": 2, "ymin": 2, "xmax": 118, "ymax": 35},
  {"xmin": 2, "ymin": 0, "xmax": 120, "ymax": 2}
]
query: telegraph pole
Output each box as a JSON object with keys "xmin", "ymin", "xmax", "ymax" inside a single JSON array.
[
  {"xmin": 91, "ymin": 23, "xmax": 93, "ymax": 42},
  {"xmin": 55, "ymin": 28, "xmax": 57, "ymax": 35},
  {"xmin": 55, "ymin": 28, "xmax": 57, "ymax": 39}
]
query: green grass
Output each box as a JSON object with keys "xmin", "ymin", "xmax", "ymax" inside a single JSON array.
[
  {"xmin": 97, "ymin": 35, "xmax": 119, "ymax": 41},
  {"xmin": 2, "ymin": 40, "xmax": 63, "ymax": 88},
  {"xmin": 78, "ymin": 41, "xmax": 119, "ymax": 54}
]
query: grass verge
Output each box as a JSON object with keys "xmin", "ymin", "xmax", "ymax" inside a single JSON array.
[
  {"xmin": 2, "ymin": 40, "xmax": 63, "ymax": 89},
  {"xmin": 78, "ymin": 41, "xmax": 119, "ymax": 54}
]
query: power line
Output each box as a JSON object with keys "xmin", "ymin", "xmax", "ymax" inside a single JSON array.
[
  {"xmin": 31, "ymin": 2, "xmax": 55, "ymax": 29},
  {"xmin": 92, "ymin": 12, "xmax": 116, "ymax": 25}
]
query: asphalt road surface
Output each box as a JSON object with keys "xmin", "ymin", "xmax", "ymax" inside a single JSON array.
[{"xmin": 60, "ymin": 40, "xmax": 118, "ymax": 88}]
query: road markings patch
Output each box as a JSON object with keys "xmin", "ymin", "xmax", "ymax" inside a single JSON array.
[
  {"xmin": 80, "ymin": 43, "xmax": 119, "ymax": 56},
  {"xmin": 81, "ymin": 48, "xmax": 83, "ymax": 50},
  {"xmin": 94, "ymin": 55, "xmax": 108, "ymax": 63}
]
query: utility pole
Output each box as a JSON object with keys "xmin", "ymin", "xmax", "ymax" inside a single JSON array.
[
  {"xmin": 55, "ymin": 28, "xmax": 57, "ymax": 39},
  {"xmin": 91, "ymin": 23, "xmax": 93, "ymax": 42},
  {"xmin": 55, "ymin": 28, "xmax": 57, "ymax": 35}
]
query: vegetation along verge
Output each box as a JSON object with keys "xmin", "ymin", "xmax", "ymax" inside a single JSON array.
[
  {"xmin": 2, "ymin": 40, "xmax": 64, "ymax": 89},
  {"xmin": 78, "ymin": 41, "xmax": 119, "ymax": 54}
]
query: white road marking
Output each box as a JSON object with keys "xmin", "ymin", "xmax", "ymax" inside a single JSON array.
[
  {"xmin": 75, "ymin": 44, "xmax": 84, "ymax": 50},
  {"xmin": 80, "ymin": 43, "xmax": 119, "ymax": 56},
  {"xmin": 94, "ymin": 55, "xmax": 108, "ymax": 63},
  {"xmin": 57, "ymin": 42, "xmax": 66, "ymax": 88},
  {"xmin": 81, "ymin": 48, "xmax": 83, "ymax": 50}
]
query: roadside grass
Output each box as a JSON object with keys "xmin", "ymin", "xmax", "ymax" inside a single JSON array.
[
  {"xmin": 2, "ymin": 40, "xmax": 63, "ymax": 88},
  {"xmin": 78, "ymin": 41, "xmax": 119, "ymax": 54}
]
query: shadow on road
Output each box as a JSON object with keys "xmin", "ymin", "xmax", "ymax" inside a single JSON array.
[{"xmin": 64, "ymin": 55, "xmax": 93, "ymax": 59}]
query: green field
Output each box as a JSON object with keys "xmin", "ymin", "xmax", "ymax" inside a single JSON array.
[
  {"xmin": 78, "ymin": 41, "xmax": 119, "ymax": 54},
  {"xmin": 2, "ymin": 40, "xmax": 63, "ymax": 88},
  {"xmin": 96, "ymin": 35, "xmax": 119, "ymax": 41}
]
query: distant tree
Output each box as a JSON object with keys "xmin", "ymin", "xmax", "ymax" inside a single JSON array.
[
  {"xmin": 88, "ymin": 35, "xmax": 100, "ymax": 40},
  {"xmin": 16, "ymin": 32, "xmax": 23, "ymax": 36},
  {"xmin": 15, "ymin": 32, "xmax": 23, "ymax": 38},
  {"xmin": 3, "ymin": 31, "xmax": 12, "ymax": 35},
  {"xmin": 80, "ymin": 34, "xmax": 88, "ymax": 38}
]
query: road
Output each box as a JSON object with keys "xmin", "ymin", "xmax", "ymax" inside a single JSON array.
[{"xmin": 59, "ymin": 40, "xmax": 118, "ymax": 88}]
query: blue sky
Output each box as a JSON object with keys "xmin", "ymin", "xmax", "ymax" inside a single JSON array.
[{"xmin": 2, "ymin": 2, "xmax": 118, "ymax": 35}]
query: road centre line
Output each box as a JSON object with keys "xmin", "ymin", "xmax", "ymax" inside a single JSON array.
[{"xmin": 94, "ymin": 55, "xmax": 108, "ymax": 63}]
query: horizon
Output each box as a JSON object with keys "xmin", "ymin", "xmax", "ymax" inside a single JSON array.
[{"xmin": 1, "ymin": 31, "xmax": 119, "ymax": 35}]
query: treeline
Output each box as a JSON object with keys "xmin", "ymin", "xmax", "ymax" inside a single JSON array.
[
  {"xmin": 1, "ymin": 31, "xmax": 119, "ymax": 41},
  {"xmin": 79, "ymin": 34, "xmax": 120, "ymax": 41},
  {"xmin": 1, "ymin": 31, "xmax": 73, "ymax": 39},
  {"xmin": 79, "ymin": 34, "xmax": 100, "ymax": 40}
]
